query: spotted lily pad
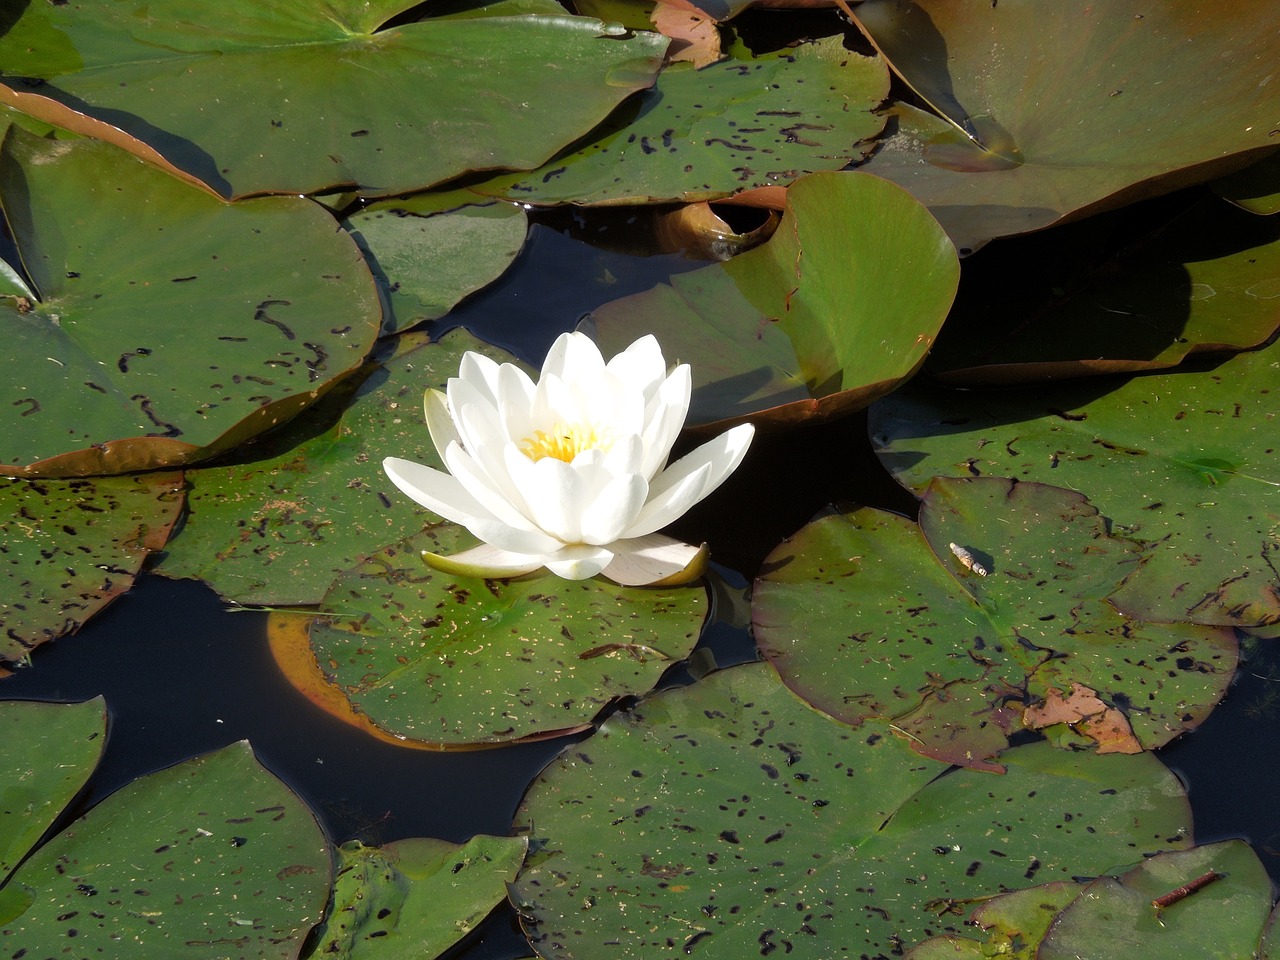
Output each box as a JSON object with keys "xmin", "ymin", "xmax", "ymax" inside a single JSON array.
[
  {"xmin": 925, "ymin": 196, "xmax": 1280, "ymax": 384},
  {"xmin": 0, "ymin": 127, "xmax": 380, "ymax": 478},
  {"xmin": 0, "ymin": 1, "xmax": 669, "ymax": 199},
  {"xmin": 470, "ymin": 36, "xmax": 889, "ymax": 205},
  {"xmin": 904, "ymin": 882, "xmax": 1084, "ymax": 959},
  {"xmin": 753, "ymin": 477, "xmax": 1236, "ymax": 770},
  {"xmin": 589, "ymin": 171, "xmax": 958, "ymax": 429},
  {"xmin": 0, "ymin": 472, "xmax": 183, "ymax": 662},
  {"xmin": 344, "ymin": 192, "xmax": 528, "ymax": 337},
  {"xmin": 852, "ymin": 0, "xmax": 1280, "ymax": 253},
  {"xmin": 310, "ymin": 835, "xmax": 527, "ymax": 958},
  {"xmin": 306, "ymin": 525, "xmax": 707, "ymax": 748},
  {"xmin": 510, "ymin": 661, "xmax": 1193, "ymax": 959},
  {"xmin": 1, "ymin": 740, "xmax": 331, "ymax": 957},
  {"xmin": 0, "ymin": 699, "xmax": 105, "ymax": 881},
  {"xmin": 871, "ymin": 335, "xmax": 1280, "ymax": 628},
  {"xmin": 157, "ymin": 329, "xmax": 523, "ymax": 606}
]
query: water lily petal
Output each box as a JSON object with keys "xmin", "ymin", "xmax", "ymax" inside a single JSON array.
[
  {"xmin": 602, "ymin": 433, "xmax": 644, "ymax": 478},
  {"xmin": 443, "ymin": 442, "xmax": 542, "ymax": 535},
  {"xmin": 423, "ymin": 388, "xmax": 460, "ymax": 461},
  {"xmin": 455, "ymin": 404, "xmax": 534, "ymax": 518},
  {"xmin": 605, "ymin": 334, "xmax": 667, "ymax": 401},
  {"xmin": 457, "ymin": 349, "xmax": 503, "ymax": 407},
  {"xmin": 638, "ymin": 364, "xmax": 692, "ymax": 479},
  {"xmin": 542, "ymin": 330, "xmax": 606, "ymax": 383},
  {"xmin": 496, "ymin": 361, "xmax": 537, "ymax": 443},
  {"xmin": 581, "ymin": 472, "xmax": 649, "ymax": 545},
  {"xmin": 543, "ymin": 543, "xmax": 615, "ymax": 580},
  {"xmin": 446, "ymin": 376, "xmax": 502, "ymax": 451},
  {"xmin": 421, "ymin": 542, "xmax": 544, "ymax": 579},
  {"xmin": 602, "ymin": 535, "xmax": 708, "ymax": 586},
  {"xmin": 504, "ymin": 450, "xmax": 585, "ymax": 543},
  {"xmin": 649, "ymin": 422, "xmax": 755, "ymax": 505},
  {"xmin": 624, "ymin": 461, "xmax": 713, "ymax": 538},
  {"xmin": 382, "ymin": 456, "xmax": 493, "ymax": 526},
  {"xmin": 467, "ymin": 516, "xmax": 566, "ymax": 556}
]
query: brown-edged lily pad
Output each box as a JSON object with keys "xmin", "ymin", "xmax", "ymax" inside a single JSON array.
[
  {"xmin": 304, "ymin": 524, "xmax": 707, "ymax": 748},
  {"xmin": 852, "ymin": 0, "xmax": 1280, "ymax": 253},
  {"xmin": 0, "ymin": 127, "xmax": 380, "ymax": 478},
  {"xmin": 752, "ymin": 477, "xmax": 1236, "ymax": 770},
  {"xmin": 0, "ymin": 472, "xmax": 183, "ymax": 663},
  {"xmin": 0, "ymin": 1, "xmax": 669, "ymax": 198},
  {"xmin": 589, "ymin": 171, "xmax": 958, "ymax": 429}
]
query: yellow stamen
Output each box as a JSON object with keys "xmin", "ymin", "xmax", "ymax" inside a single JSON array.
[{"xmin": 521, "ymin": 422, "xmax": 613, "ymax": 463}]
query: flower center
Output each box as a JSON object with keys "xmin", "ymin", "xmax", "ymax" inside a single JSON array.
[{"xmin": 521, "ymin": 422, "xmax": 613, "ymax": 463}]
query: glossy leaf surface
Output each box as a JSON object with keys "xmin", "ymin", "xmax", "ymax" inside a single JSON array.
[
  {"xmin": 0, "ymin": 699, "xmax": 105, "ymax": 881},
  {"xmin": 344, "ymin": 192, "xmax": 528, "ymax": 337},
  {"xmin": 158, "ymin": 330, "xmax": 518, "ymax": 606},
  {"xmin": 0, "ymin": 127, "xmax": 380, "ymax": 477},
  {"xmin": 1, "ymin": 742, "xmax": 330, "ymax": 958},
  {"xmin": 307, "ymin": 525, "xmax": 707, "ymax": 747},
  {"xmin": 311, "ymin": 835, "xmax": 527, "ymax": 958},
  {"xmin": 853, "ymin": 0, "xmax": 1280, "ymax": 252},
  {"xmin": 753, "ymin": 478, "xmax": 1236, "ymax": 770},
  {"xmin": 471, "ymin": 37, "xmax": 889, "ymax": 205},
  {"xmin": 871, "ymin": 337, "xmax": 1280, "ymax": 628},
  {"xmin": 590, "ymin": 171, "xmax": 958, "ymax": 428},
  {"xmin": 1, "ymin": 473, "xmax": 183, "ymax": 661},
  {"xmin": 0, "ymin": 1, "xmax": 669, "ymax": 198},
  {"xmin": 511, "ymin": 662, "xmax": 1193, "ymax": 959}
]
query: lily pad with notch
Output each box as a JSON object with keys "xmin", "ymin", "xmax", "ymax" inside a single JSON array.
[
  {"xmin": 752, "ymin": 477, "xmax": 1237, "ymax": 771},
  {"xmin": 510, "ymin": 661, "xmax": 1194, "ymax": 960}
]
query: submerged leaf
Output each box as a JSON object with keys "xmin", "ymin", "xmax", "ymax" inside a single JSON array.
[{"xmin": 853, "ymin": 0, "xmax": 1280, "ymax": 252}]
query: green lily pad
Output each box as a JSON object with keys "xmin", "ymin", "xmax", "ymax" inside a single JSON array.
[
  {"xmin": 0, "ymin": 1, "xmax": 669, "ymax": 198},
  {"xmin": 310, "ymin": 835, "xmax": 527, "ymax": 958},
  {"xmin": 0, "ymin": 126, "xmax": 380, "ymax": 478},
  {"xmin": 469, "ymin": 36, "xmax": 889, "ymax": 205},
  {"xmin": 158, "ymin": 329, "xmax": 522, "ymax": 606},
  {"xmin": 871, "ymin": 336, "xmax": 1280, "ymax": 628},
  {"xmin": 904, "ymin": 882, "xmax": 1084, "ymax": 959},
  {"xmin": 1035, "ymin": 841, "xmax": 1271, "ymax": 960},
  {"xmin": 752, "ymin": 478, "xmax": 1236, "ymax": 770},
  {"xmin": 1213, "ymin": 152, "xmax": 1280, "ymax": 216},
  {"xmin": 852, "ymin": 1, "xmax": 1280, "ymax": 253},
  {"xmin": 344, "ymin": 192, "xmax": 528, "ymax": 336},
  {"xmin": 925, "ymin": 196, "xmax": 1280, "ymax": 384},
  {"xmin": 510, "ymin": 661, "xmax": 1193, "ymax": 960},
  {"xmin": 1, "ymin": 472, "xmax": 183, "ymax": 662},
  {"xmin": 307, "ymin": 525, "xmax": 707, "ymax": 747},
  {"xmin": 0, "ymin": 699, "xmax": 105, "ymax": 881},
  {"xmin": 589, "ymin": 171, "xmax": 958, "ymax": 429},
  {"xmin": 1, "ymin": 741, "xmax": 331, "ymax": 958}
]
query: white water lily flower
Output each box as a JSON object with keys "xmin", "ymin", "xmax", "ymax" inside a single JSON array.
[{"xmin": 383, "ymin": 332, "xmax": 754, "ymax": 585}]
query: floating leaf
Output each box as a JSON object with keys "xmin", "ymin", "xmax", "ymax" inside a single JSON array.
[
  {"xmin": 852, "ymin": 0, "xmax": 1280, "ymax": 252},
  {"xmin": 157, "ymin": 329, "xmax": 522, "ymax": 606},
  {"xmin": 1212, "ymin": 152, "xmax": 1280, "ymax": 216},
  {"xmin": 871, "ymin": 337, "xmax": 1280, "ymax": 628},
  {"xmin": 926, "ymin": 197, "xmax": 1280, "ymax": 384},
  {"xmin": 0, "ymin": 473, "xmax": 183, "ymax": 661},
  {"xmin": 1, "ymin": 741, "xmax": 330, "ymax": 958},
  {"xmin": 1039, "ymin": 842, "xmax": 1270, "ymax": 960},
  {"xmin": 344, "ymin": 192, "xmax": 528, "ymax": 337},
  {"xmin": 753, "ymin": 478, "xmax": 1236, "ymax": 769},
  {"xmin": 589, "ymin": 171, "xmax": 958, "ymax": 429},
  {"xmin": 0, "ymin": 699, "xmax": 105, "ymax": 881},
  {"xmin": 306, "ymin": 525, "xmax": 707, "ymax": 748},
  {"xmin": 511, "ymin": 662, "xmax": 1193, "ymax": 959},
  {"xmin": 310, "ymin": 835, "xmax": 526, "ymax": 958},
  {"xmin": 0, "ymin": 1, "xmax": 669, "ymax": 198},
  {"xmin": 470, "ymin": 37, "xmax": 889, "ymax": 205},
  {"xmin": 0, "ymin": 127, "xmax": 380, "ymax": 477},
  {"xmin": 904, "ymin": 882, "xmax": 1084, "ymax": 959}
]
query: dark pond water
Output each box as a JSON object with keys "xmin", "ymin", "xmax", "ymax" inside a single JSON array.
[{"xmin": 2, "ymin": 207, "xmax": 1277, "ymax": 959}]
